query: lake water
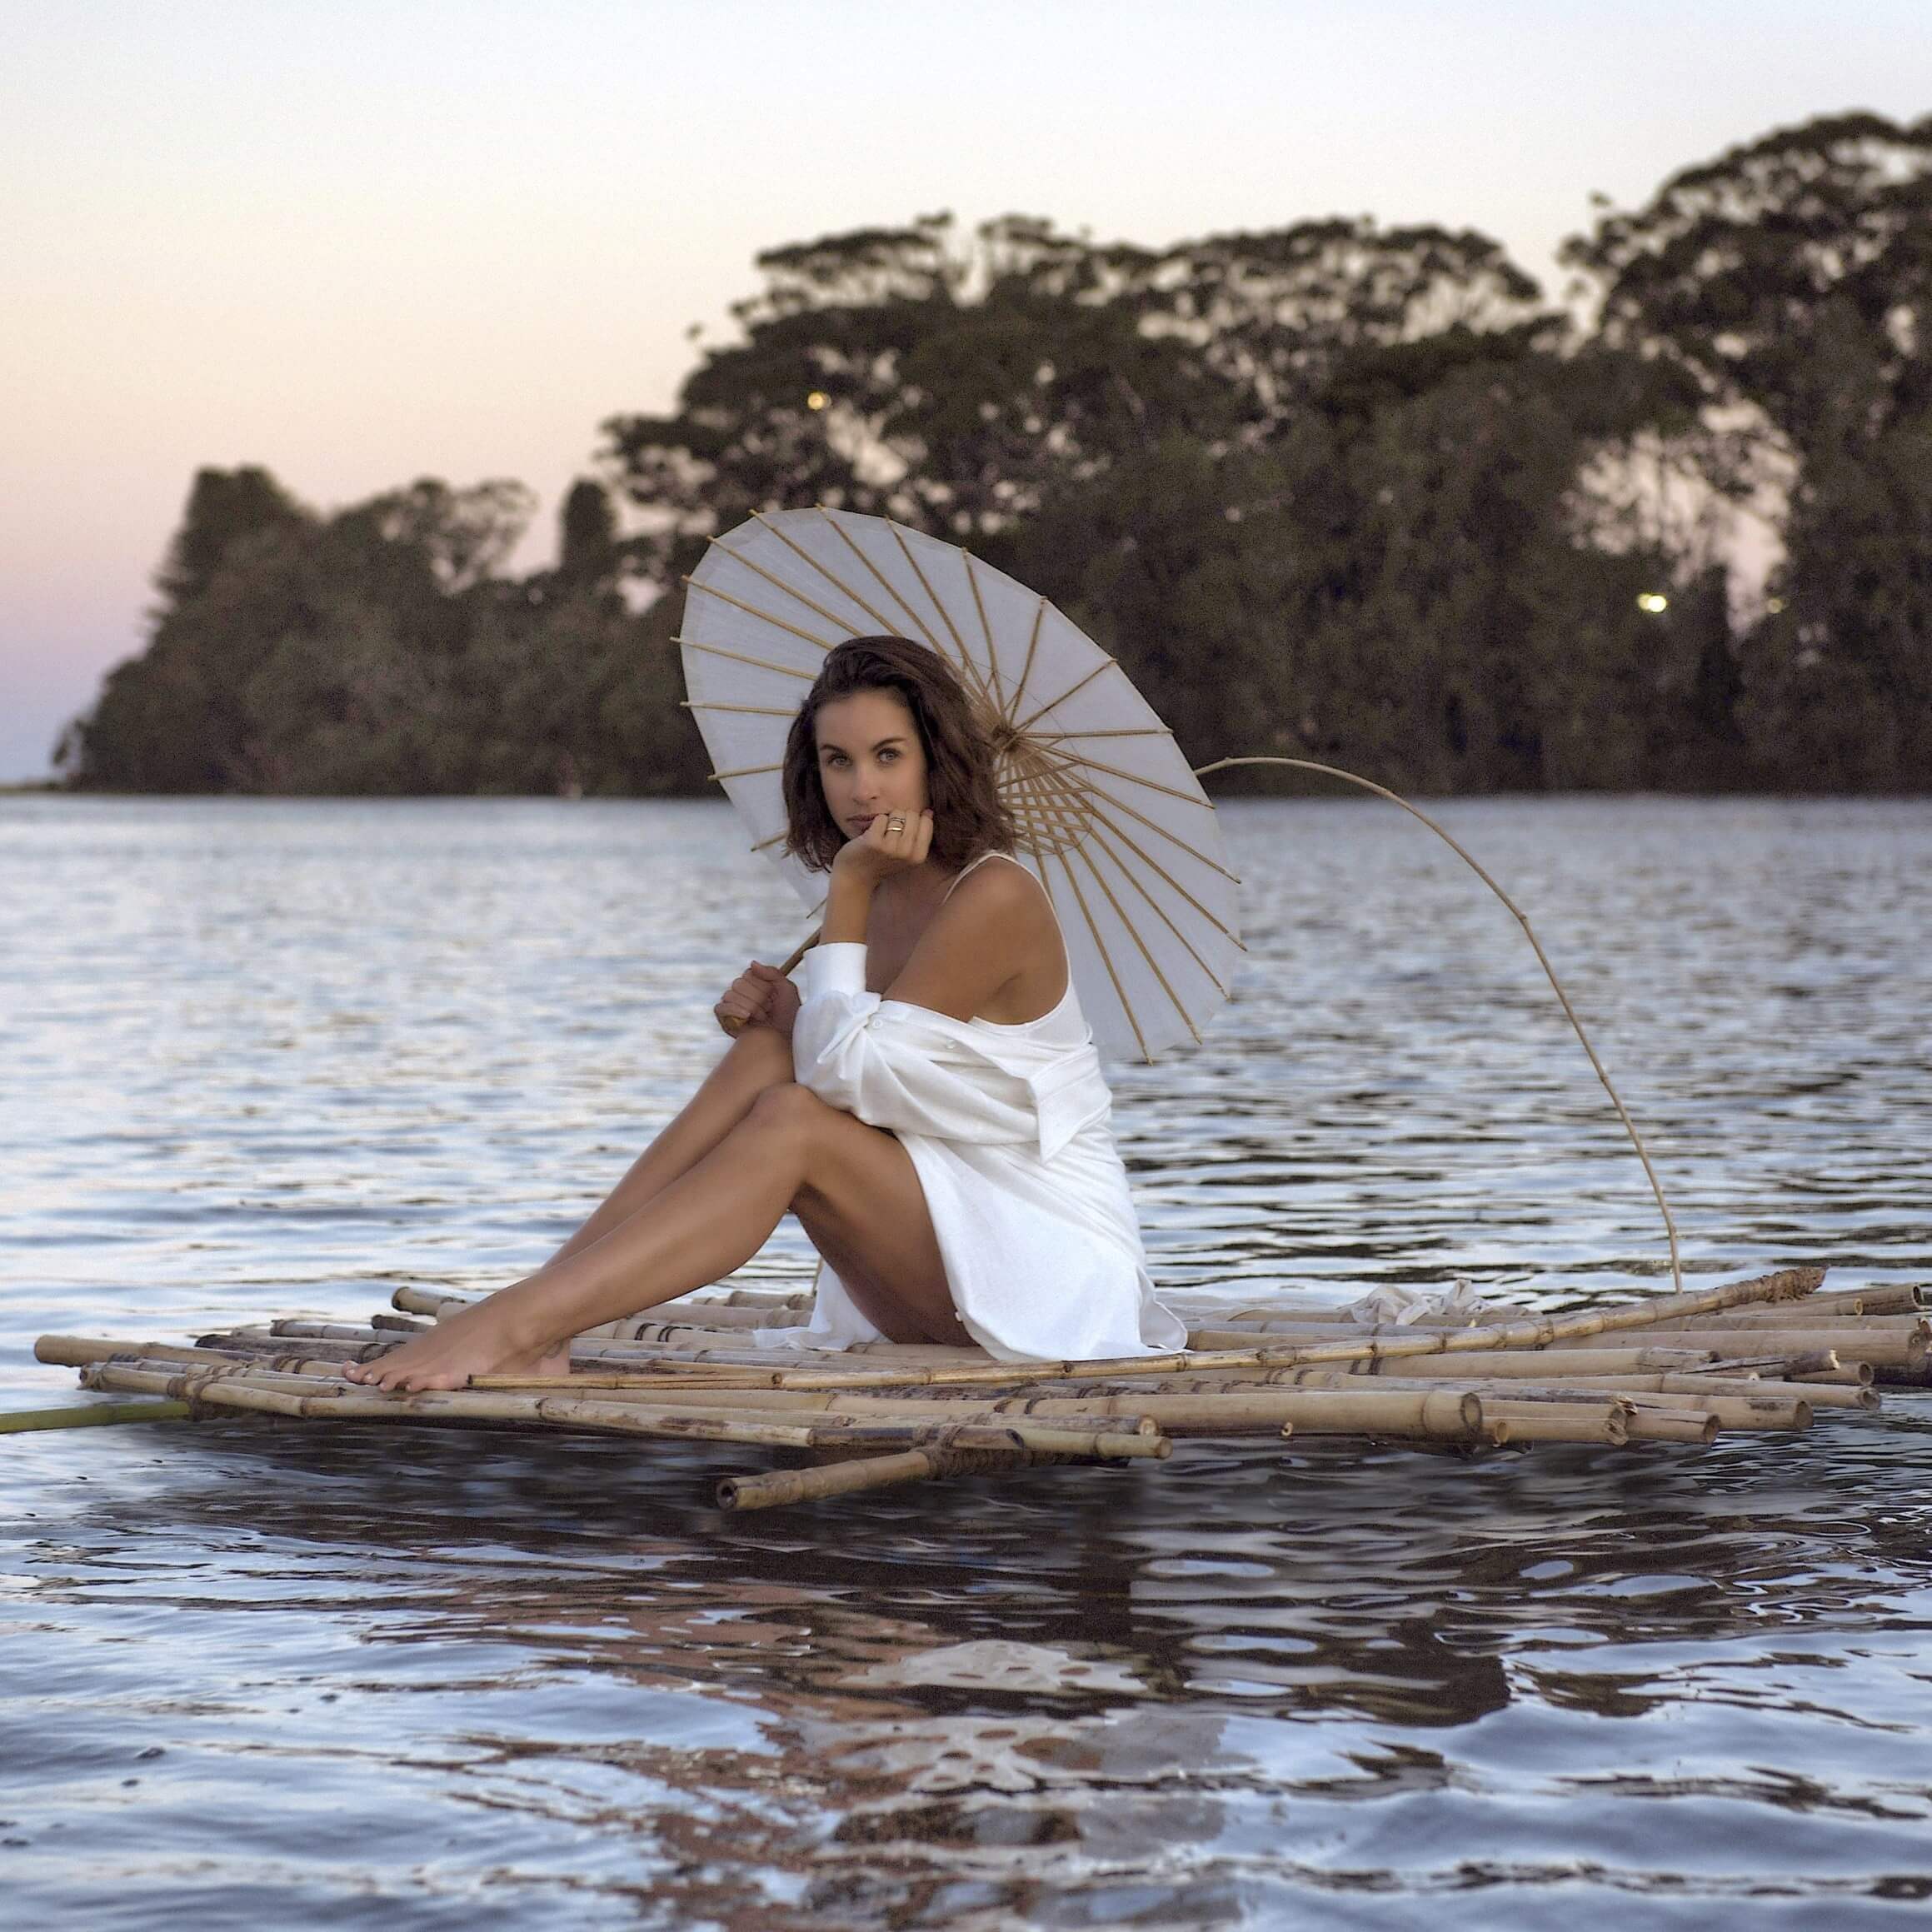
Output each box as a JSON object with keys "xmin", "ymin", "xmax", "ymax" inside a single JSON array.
[{"xmin": 3, "ymin": 794, "xmax": 1930, "ymax": 1927}]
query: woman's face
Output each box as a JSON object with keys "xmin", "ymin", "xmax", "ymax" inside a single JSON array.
[{"xmin": 813, "ymin": 688, "xmax": 931, "ymax": 841}]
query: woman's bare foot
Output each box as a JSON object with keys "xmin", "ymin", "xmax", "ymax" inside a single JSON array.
[{"xmin": 342, "ymin": 1294, "xmax": 573, "ymax": 1393}]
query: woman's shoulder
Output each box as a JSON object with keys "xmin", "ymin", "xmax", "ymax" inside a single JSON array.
[
  {"xmin": 942, "ymin": 851, "xmax": 1051, "ymax": 919},
  {"xmin": 940, "ymin": 853, "xmax": 1065, "ymax": 981}
]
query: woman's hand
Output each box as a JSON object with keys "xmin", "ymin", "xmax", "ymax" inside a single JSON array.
[
  {"xmin": 715, "ymin": 961, "xmax": 801, "ymax": 1041},
  {"xmin": 831, "ymin": 806, "xmax": 934, "ymax": 888}
]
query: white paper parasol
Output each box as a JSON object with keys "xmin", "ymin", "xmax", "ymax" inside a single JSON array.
[{"xmin": 679, "ymin": 507, "xmax": 1241, "ymax": 1061}]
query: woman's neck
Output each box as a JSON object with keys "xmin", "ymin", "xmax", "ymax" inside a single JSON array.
[
  {"xmin": 882, "ymin": 857, "xmax": 948, "ymax": 898},
  {"xmin": 874, "ymin": 859, "xmax": 959, "ymax": 926}
]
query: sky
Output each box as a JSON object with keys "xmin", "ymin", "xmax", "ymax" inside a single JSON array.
[{"xmin": 2, "ymin": 0, "xmax": 1927, "ymax": 781}]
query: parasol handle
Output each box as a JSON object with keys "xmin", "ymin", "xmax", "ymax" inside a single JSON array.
[{"xmin": 720, "ymin": 930, "xmax": 821, "ymax": 1037}]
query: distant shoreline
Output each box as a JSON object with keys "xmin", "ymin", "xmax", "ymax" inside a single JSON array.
[{"xmin": 14, "ymin": 786, "xmax": 1932, "ymax": 805}]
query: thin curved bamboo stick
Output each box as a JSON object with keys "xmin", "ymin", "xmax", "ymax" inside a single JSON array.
[{"xmin": 1194, "ymin": 753, "xmax": 1683, "ymax": 1294}]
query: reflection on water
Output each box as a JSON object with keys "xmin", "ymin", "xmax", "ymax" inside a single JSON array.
[{"xmin": 3, "ymin": 796, "xmax": 1931, "ymax": 1925}]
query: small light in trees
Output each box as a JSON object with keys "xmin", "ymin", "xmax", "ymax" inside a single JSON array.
[
  {"xmin": 1765, "ymin": 597, "xmax": 1787, "ymax": 614},
  {"xmin": 1637, "ymin": 592, "xmax": 1670, "ymax": 614},
  {"xmin": 806, "ymin": 391, "xmax": 830, "ymax": 412}
]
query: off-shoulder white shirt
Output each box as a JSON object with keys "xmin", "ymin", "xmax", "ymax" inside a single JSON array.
[{"xmin": 757, "ymin": 856, "xmax": 1188, "ymax": 1363}]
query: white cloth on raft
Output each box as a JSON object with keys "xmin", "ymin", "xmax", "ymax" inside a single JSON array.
[{"xmin": 753, "ymin": 854, "xmax": 1189, "ymax": 1364}]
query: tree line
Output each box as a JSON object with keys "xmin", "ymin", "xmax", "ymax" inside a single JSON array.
[{"xmin": 59, "ymin": 111, "xmax": 1932, "ymax": 796}]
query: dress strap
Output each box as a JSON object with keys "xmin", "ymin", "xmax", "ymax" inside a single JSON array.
[{"xmin": 939, "ymin": 849, "xmax": 1014, "ymax": 903}]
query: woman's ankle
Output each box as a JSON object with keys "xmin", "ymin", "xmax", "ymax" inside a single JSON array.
[{"xmin": 477, "ymin": 1275, "xmax": 573, "ymax": 1361}]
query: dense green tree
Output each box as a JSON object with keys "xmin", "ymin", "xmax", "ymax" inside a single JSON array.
[
  {"xmin": 1562, "ymin": 112, "xmax": 1932, "ymax": 446},
  {"xmin": 1564, "ymin": 112, "xmax": 1932, "ymax": 787},
  {"xmin": 599, "ymin": 213, "xmax": 1546, "ymax": 583},
  {"xmin": 152, "ymin": 465, "xmax": 309, "ymax": 611},
  {"xmin": 556, "ymin": 477, "xmax": 621, "ymax": 588}
]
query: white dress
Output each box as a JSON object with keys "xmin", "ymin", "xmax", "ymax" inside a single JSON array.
[{"xmin": 754, "ymin": 852, "xmax": 1189, "ymax": 1363}]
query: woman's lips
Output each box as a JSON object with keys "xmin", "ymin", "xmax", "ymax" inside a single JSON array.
[{"xmin": 850, "ymin": 815, "xmax": 876, "ymax": 831}]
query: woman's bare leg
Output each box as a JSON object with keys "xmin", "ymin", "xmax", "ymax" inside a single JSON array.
[
  {"xmin": 347, "ymin": 1084, "xmax": 953, "ymax": 1391},
  {"xmin": 536, "ymin": 1025, "xmax": 795, "ymax": 1272},
  {"xmin": 792, "ymin": 1200, "xmax": 971, "ymax": 1346}
]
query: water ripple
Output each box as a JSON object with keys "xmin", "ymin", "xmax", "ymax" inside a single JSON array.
[{"xmin": 4, "ymin": 795, "xmax": 1932, "ymax": 1925}]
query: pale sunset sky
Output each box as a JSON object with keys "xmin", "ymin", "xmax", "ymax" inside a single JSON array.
[{"xmin": 2, "ymin": 0, "xmax": 1926, "ymax": 779}]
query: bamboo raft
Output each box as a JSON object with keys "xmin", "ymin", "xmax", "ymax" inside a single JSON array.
[{"xmin": 30, "ymin": 1266, "xmax": 1926, "ymax": 1512}]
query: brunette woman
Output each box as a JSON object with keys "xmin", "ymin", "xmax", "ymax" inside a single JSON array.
[{"xmin": 347, "ymin": 637, "xmax": 1183, "ymax": 1392}]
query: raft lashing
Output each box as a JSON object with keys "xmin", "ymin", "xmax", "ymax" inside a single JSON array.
[{"xmin": 32, "ymin": 1266, "xmax": 1928, "ymax": 1513}]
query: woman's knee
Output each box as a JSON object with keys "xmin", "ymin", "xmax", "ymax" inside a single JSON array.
[{"xmin": 740, "ymin": 1081, "xmax": 832, "ymax": 1151}]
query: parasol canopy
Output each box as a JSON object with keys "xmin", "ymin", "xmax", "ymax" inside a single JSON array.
[{"xmin": 679, "ymin": 507, "xmax": 1241, "ymax": 1061}]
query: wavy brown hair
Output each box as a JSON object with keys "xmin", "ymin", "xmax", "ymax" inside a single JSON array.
[{"xmin": 782, "ymin": 636, "xmax": 1016, "ymax": 873}]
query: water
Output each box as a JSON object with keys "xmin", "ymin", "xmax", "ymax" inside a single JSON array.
[{"xmin": 3, "ymin": 794, "xmax": 1930, "ymax": 1927}]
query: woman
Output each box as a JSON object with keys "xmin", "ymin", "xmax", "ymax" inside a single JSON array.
[{"xmin": 347, "ymin": 636, "xmax": 1186, "ymax": 1393}]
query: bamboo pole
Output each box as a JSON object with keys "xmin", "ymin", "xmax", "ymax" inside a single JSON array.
[
  {"xmin": 40, "ymin": 1336, "xmax": 248, "ymax": 1369},
  {"xmin": 586, "ymin": 1321, "xmax": 813, "ymax": 1350},
  {"xmin": 1873, "ymin": 1364, "xmax": 1932, "ymax": 1388},
  {"xmin": 1178, "ymin": 1312, "xmax": 1891, "ymax": 1346},
  {"xmin": 1428, "ymin": 1381, "xmax": 1812, "ymax": 1428},
  {"xmin": 1807, "ymin": 1284, "xmax": 1928, "ymax": 1315},
  {"xmin": 1336, "ymin": 1346, "xmax": 1725, "ymax": 1378},
  {"xmin": 388, "ymin": 1286, "xmax": 474, "ymax": 1317},
  {"xmin": 1614, "ymin": 1407, "xmax": 1720, "ymax": 1444},
  {"xmin": 1665, "ymin": 1295, "xmax": 1925, "ymax": 1322},
  {"xmin": 1480, "ymin": 1373, "xmax": 1875, "ymax": 1411},
  {"xmin": 193, "ymin": 1332, "xmax": 369, "ymax": 1360},
  {"xmin": 1548, "ymin": 1284, "xmax": 1917, "ymax": 1322},
  {"xmin": 598, "ymin": 1305, "xmax": 811, "ymax": 1332},
  {"xmin": 267, "ymin": 1320, "xmax": 396, "ymax": 1340},
  {"xmin": 1479, "ymin": 1401, "xmax": 1629, "ymax": 1445},
  {"xmin": 1715, "ymin": 1349, "xmax": 1845, "ymax": 1379},
  {"xmin": 0, "ymin": 1398, "xmax": 194, "ymax": 1432},
  {"xmin": 1539, "ymin": 1329, "xmax": 1920, "ymax": 1366},
  {"xmin": 1026, "ymin": 1387, "xmax": 1484, "ymax": 1438},
  {"xmin": 1611, "ymin": 1390, "xmax": 1811, "ymax": 1430},
  {"xmin": 389, "ymin": 1284, "xmax": 819, "ymax": 1324},
  {"xmin": 1395, "ymin": 1345, "xmax": 1832, "ymax": 1377},
  {"xmin": 1184, "ymin": 1310, "xmax": 1919, "ymax": 1347},
  {"xmin": 1769, "ymin": 1356, "xmax": 1867, "ymax": 1383},
  {"xmin": 1630, "ymin": 1310, "xmax": 1930, "ymax": 1334},
  {"xmin": 720, "ymin": 1446, "xmax": 1054, "ymax": 1512}
]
